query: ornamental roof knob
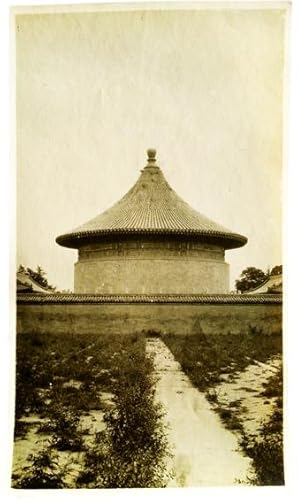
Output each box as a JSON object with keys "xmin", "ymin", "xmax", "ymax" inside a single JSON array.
[{"xmin": 147, "ymin": 148, "xmax": 157, "ymax": 163}]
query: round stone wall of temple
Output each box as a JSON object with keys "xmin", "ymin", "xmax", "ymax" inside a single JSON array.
[
  {"xmin": 74, "ymin": 239, "xmax": 229, "ymax": 294},
  {"xmin": 56, "ymin": 149, "xmax": 247, "ymax": 294}
]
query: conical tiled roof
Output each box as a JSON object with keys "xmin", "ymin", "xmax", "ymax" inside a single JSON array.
[{"xmin": 56, "ymin": 149, "xmax": 247, "ymax": 249}]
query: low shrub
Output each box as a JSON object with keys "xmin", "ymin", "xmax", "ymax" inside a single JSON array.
[
  {"xmin": 206, "ymin": 389, "xmax": 218, "ymax": 403},
  {"xmin": 14, "ymin": 420, "xmax": 30, "ymax": 440},
  {"xmin": 77, "ymin": 339, "xmax": 172, "ymax": 488},
  {"xmin": 13, "ymin": 446, "xmax": 67, "ymax": 488},
  {"xmin": 38, "ymin": 404, "xmax": 84, "ymax": 452},
  {"xmin": 241, "ymin": 366, "xmax": 284, "ymax": 485},
  {"xmin": 143, "ymin": 329, "xmax": 162, "ymax": 338},
  {"xmin": 241, "ymin": 413, "xmax": 284, "ymax": 485}
]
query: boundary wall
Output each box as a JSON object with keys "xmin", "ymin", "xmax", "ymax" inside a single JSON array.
[{"xmin": 17, "ymin": 294, "xmax": 282, "ymax": 336}]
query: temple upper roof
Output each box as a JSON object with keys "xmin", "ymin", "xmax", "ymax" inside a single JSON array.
[{"xmin": 56, "ymin": 149, "xmax": 247, "ymax": 250}]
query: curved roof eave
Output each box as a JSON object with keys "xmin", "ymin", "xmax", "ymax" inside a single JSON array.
[{"xmin": 56, "ymin": 228, "xmax": 247, "ymax": 250}]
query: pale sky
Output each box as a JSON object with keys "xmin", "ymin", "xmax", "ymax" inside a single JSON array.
[{"xmin": 15, "ymin": 4, "xmax": 286, "ymax": 291}]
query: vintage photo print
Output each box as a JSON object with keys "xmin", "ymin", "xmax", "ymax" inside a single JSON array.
[{"xmin": 9, "ymin": 0, "xmax": 290, "ymax": 493}]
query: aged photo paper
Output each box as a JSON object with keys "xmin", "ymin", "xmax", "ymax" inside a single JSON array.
[{"xmin": 3, "ymin": 1, "xmax": 297, "ymax": 498}]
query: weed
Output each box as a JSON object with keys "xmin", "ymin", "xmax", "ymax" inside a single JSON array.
[
  {"xmin": 14, "ymin": 420, "xmax": 30, "ymax": 440},
  {"xmin": 218, "ymin": 408, "xmax": 232, "ymax": 421},
  {"xmin": 228, "ymin": 400, "xmax": 241, "ymax": 408},
  {"xmin": 13, "ymin": 445, "xmax": 67, "ymax": 488},
  {"xmin": 240, "ymin": 416, "xmax": 284, "ymax": 485},
  {"xmin": 38, "ymin": 404, "xmax": 84, "ymax": 452},
  {"xmin": 248, "ymin": 325, "xmax": 263, "ymax": 336},
  {"xmin": 206, "ymin": 389, "xmax": 218, "ymax": 403},
  {"xmin": 143, "ymin": 329, "xmax": 162, "ymax": 338},
  {"xmin": 240, "ymin": 365, "xmax": 284, "ymax": 485}
]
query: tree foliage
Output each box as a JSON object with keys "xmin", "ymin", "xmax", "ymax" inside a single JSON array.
[
  {"xmin": 270, "ymin": 265, "xmax": 282, "ymax": 276},
  {"xmin": 235, "ymin": 267, "xmax": 267, "ymax": 293},
  {"xmin": 18, "ymin": 264, "xmax": 56, "ymax": 291}
]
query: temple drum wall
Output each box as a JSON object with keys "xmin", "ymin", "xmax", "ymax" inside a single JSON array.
[{"xmin": 74, "ymin": 241, "xmax": 229, "ymax": 294}]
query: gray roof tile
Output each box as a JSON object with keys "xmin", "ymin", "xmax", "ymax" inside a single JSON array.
[
  {"xmin": 56, "ymin": 150, "xmax": 247, "ymax": 249},
  {"xmin": 17, "ymin": 293, "xmax": 282, "ymax": 304}
]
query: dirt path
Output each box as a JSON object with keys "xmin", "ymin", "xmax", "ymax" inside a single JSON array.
[{"xmin": 146, "ymin": 337, "xmax": 252, "ymax": 486}]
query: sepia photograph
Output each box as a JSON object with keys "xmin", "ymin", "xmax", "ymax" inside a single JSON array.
[{"xmin": 9, "ymin": 0, "xmax": 289, "ymax": 490}]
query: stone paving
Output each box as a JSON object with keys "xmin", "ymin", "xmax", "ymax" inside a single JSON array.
[{"xmin": 146, "ymin": 337, "xmax": 252, "ymax": 487}]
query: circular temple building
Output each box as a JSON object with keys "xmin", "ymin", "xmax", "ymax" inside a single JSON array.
[{"xmin": 56, "ymin": 149, "xmax": 247, "ymax": 294}]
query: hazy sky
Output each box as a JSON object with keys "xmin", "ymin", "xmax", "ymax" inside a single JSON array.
[{"xmin": 16, "ymin": 4, "xmax": 286, "ymax": 291}]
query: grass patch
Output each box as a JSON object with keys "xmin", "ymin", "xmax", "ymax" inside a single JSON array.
[
  {"xmin": 14, "ymin": 420, "xmax": 31, "ymax": 440},
  {"xmin": 14, "ymin": 332, "xmax": 129, "ymax": 420},
  {"xmin": 163, "ymin": 332, "xmax": 282, "ymax": 392},
  {"xmin": 241, "ymin": 366, "xmax": 284, "ymax": 485}
]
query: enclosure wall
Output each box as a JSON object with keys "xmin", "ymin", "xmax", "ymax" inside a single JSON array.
[{"xmin": 17, "ymin": 300, "xmax": 282, "ymax": 336}]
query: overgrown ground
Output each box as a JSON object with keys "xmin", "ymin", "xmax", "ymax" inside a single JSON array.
[
  {"xmin": 12, "ymin": 332, "xmax": 171, "ymax": 488},
  {"xmin": 13, "ymin": 330, "xmax": 284, "ymax": 488},
  {"xmin": 163, "ymin": 332, "xmax": 284, "ymax": 485}
]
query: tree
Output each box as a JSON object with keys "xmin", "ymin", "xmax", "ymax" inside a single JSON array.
[
  {"xmin": 270, "ymin": 265, "xmax": 282, "ymax": 276},
  {"xmin": 235, "ymin": 267, "xmax": 267, "ymax": 293},
  {"xmin": 20, "ymin": 265, "xmax": 56, "ymax": 291},
  {"xmin": 27, "ymin": 266, "xmax": 47, "ymax": 288}
]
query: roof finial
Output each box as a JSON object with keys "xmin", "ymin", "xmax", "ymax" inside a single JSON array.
[{"xmin": 147, "ymin": 148, "xmax": 157, "ymax": 164}]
